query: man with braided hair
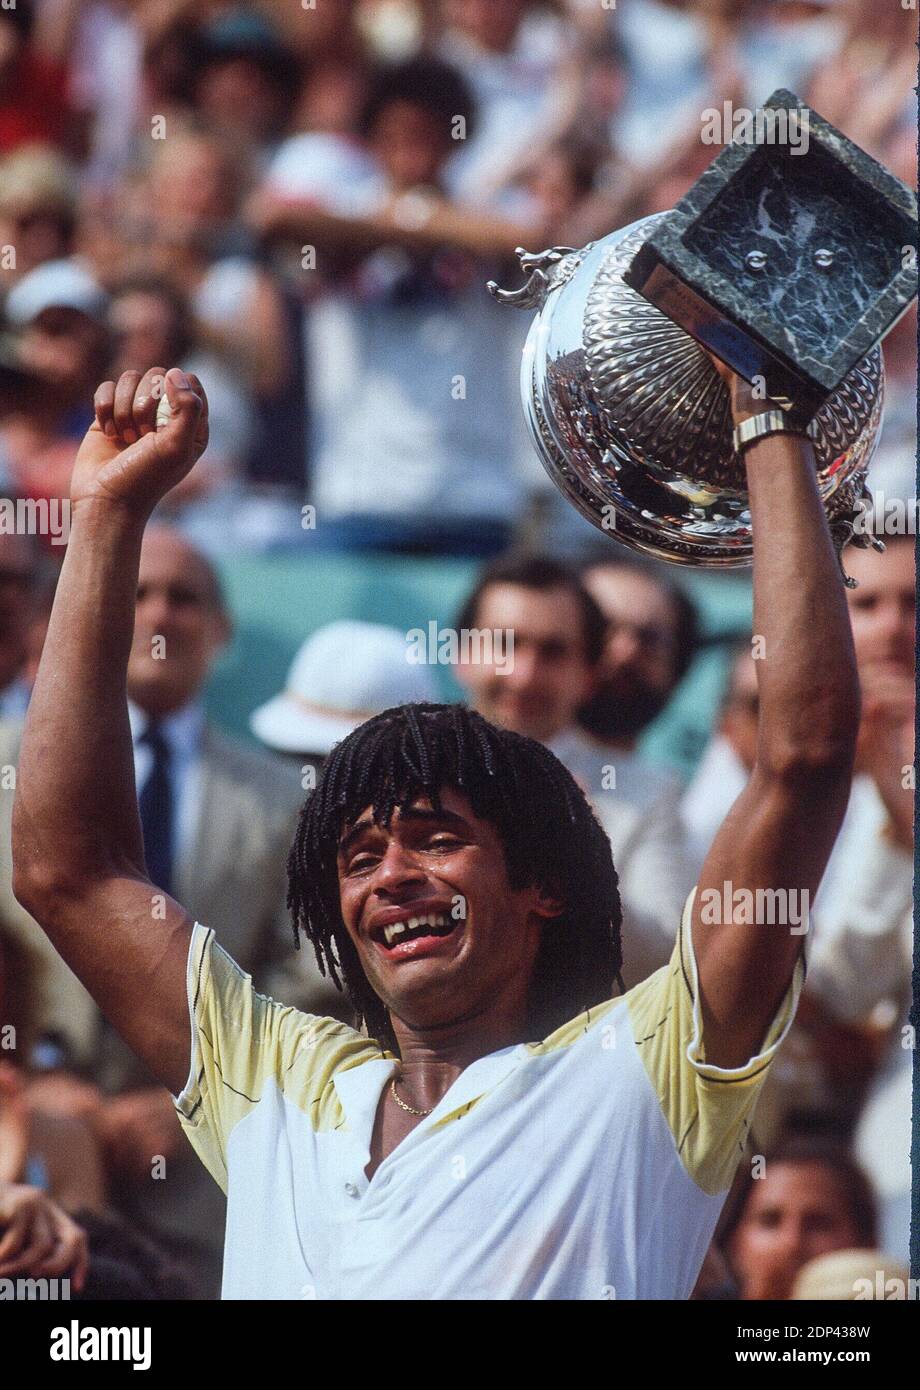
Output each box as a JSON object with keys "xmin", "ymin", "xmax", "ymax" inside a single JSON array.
[{"xmin": 13, "ymin": 366, "xmax": 860, "ymax": 1300}]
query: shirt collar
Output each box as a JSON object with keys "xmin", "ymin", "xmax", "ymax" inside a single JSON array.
[
  {"xmin": 332, "ymin": 1042, "xmax": 526, "ymax": 1139},
  {"xmin": 128, "ymin": 698, "xmax": 205, "ymax": 756}
]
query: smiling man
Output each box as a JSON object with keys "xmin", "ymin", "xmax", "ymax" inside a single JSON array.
[{"xmin": 12, "ymin": 365, "xmax": 860, "ymax": 1300}]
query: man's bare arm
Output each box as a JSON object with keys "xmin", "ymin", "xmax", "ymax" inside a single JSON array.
[
  {"xmin": 692, "ymin": 368, "xmax": 861, "ymax": 1067},
  {"xmin": 12, "ymin": 368, "xmax": 209, "ymax": 1096}
]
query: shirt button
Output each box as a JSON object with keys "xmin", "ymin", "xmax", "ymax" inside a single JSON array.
[{"xmin": 344, "ymin": 1182, "xmax": 359, "ymax": 1198}]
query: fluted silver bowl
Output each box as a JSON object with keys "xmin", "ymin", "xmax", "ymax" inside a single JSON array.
[{"xmin": 489, "ymin": 214, "xmax": 885, "ymax": 579}]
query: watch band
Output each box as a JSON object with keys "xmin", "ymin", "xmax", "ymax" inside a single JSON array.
[{"xmin": 733, "ymin": 409, "xmax": 808, "ymax": 455}]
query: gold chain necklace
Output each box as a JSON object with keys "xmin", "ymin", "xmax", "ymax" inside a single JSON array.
[{"xmin": 389, "ymin": 1076, "xmax": 433, "ymax": 1116}]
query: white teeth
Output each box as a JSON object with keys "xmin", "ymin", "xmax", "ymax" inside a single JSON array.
[{"xmin": 381, "ymin": 912, "xmax": 450, "ymax": 945}]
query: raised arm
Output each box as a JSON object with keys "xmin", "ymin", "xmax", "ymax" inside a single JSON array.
[
  {"xmin": 12, "ymin": 369, "xmax": 209, "ymax": 1096},
  {"xmin": 692, "ymin": 367, "xmax": 861, "ymax": 1067}
]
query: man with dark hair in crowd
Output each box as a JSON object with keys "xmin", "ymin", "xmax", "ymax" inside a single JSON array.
[
  {"xmin": 456, "ymin": 553, "xmax": 693, "ymax": 986},
  {"xmin": 579, "ymin": 553, "xmax": 699, "ymax": 749},
  {"xmin": 252, "ymin": 54, "xmax": 541, "ymax": 557},
  {"xmin": 454, "ymin": 554, "xmax": 605, "ymax": 745},
  {"xmin": 13, "ymin": 361, "xmax": 861, "ymax": 1297}
]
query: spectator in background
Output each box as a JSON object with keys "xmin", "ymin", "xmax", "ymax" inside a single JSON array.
[
  {"xmin": 252, "ymin": 55, "xmax": 542, "ymax": 556},
  {"xmin": 718, "ymin": 1139, "xmax": 879, "ymax": 1300},
  {"xmin": 683, "ymin": 538, "xmax": 915, "ymax": 1149},
  {"xmin": 0, "ymin": 532, "xmax": 41, "ymax": 720},
  {"xmin": 250, "ymin": 620, "xmax": 438, "ymax": 786},
  {"xmin": 3, "ymin": 525, "xmax": 339, "ymax": 1294},
  {"xmin": 681, "ymin": 641, "xmax": 756, "ymax": 871},
  {"xmin": 114, "ymin": 127, "xmax": 290, "ymax": 403},
  {"xmin": 267, "ymin": 0, "xmax": 365, "ymax": 67},
  {"xmin": 107, "ymin": 274, "xmax": 256, "ymax": 540},
  {"xmin": 0, "ymin": 145, "xmax": 79, "ymax": 295},
  {"xmin": 742, "ymin": 0, "xmax": 845, "ymax": 112},
  {"xmin": 273, "ymin": 0, "xmax": 370, "ymax": 137},
  {"xmin": 685, "ymin": 537, "xmax": 915, "ymax": 900},
  {"xmin": 806, "ymin": 0, "xmax": 916, "ymax": 168},
  {"xmin": 806, "ymin": 896, "xmax": 912, "ymax": 1265},
  {"xmin": 798, "ymin": 536, "xmax": 914, "ymax": 924},
  {"xmin": 791, "ymin": 1248, "xmax": 911, "ymax": 1301},
  {"xmin": 0, "ymin": 924, "xmax": 105, "ymax": 1213},
  {"xmin": 59, "ymin": 0, "xmax": 145, "ymax": 193},
  {"xmin": 0, "ymin": 0, "xmax": 76, "ymax": 158},
  {"xmin": 455, "ymin": 554, "xmax": 693, "ymax": 987},
  {"xmin": 436, "ymin": 0, "xmax": 583, "ymax": 210},
  {"xmin": 0, "ymin": 1179, "xmax": 88, "ymax": 1290},
  {"xmin": 868, "ymin": 304, "xmax": 918, "ymax": 505},
  {"xmin": 802, "ymin": 535, "xmax": 915, "ymax": 1261},
  {"xmin": 576, "ymin": 554, "xmax": 698, "ymax": 771},
  {"xmin": 0, "ymin": 258, "xmax": 109, "ymax": 512},
  {"xmin": 454, "ymin": 555, "xmax": 603, "ymax": 746},
  {"xmin": 191, "ymin": 8, "xmax": 301, "ymax": 173}
]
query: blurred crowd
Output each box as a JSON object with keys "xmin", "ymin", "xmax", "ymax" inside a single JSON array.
[{"xmin": 0, "ymin": 0, "xmax": 915, "ymax": 1301}]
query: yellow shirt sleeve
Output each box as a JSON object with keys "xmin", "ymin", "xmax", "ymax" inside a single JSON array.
[
  {"xmin": 172, "ymin": 924, "xmax": 382, "ymax": 1191},
  {"xmin": 627, "ymin": 888, "xmax": 804, "ymax": 1196}
]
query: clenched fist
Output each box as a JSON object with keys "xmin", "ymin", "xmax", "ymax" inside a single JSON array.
[{"xmin": 70, "ymin": 367, "xmax": 209, "ymax": 518}]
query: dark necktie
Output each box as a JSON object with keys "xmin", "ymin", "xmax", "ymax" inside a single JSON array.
[{"xmin": 138, "ymin": 721, "xmax": 174, "ymax": 896}]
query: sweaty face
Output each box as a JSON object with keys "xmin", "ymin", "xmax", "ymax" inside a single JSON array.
[
  {"xmin": 336, "ymin": 788, "xmax": 558, "ymax": 1036},
  {"xmin": 457, "ymin": 584, "xmax": 595, "ymax": 743},
  {"xmin": 127, "ymin": 531, "xmax": 229, "ymax": 717},
  {"xmin": 844, "ymin": 539, "xmax": 915, "ymax": 683},
  {"xmin": 580, "ymin": 566, "xmax": 680, "ymax": 742},
  {"xmin": 728, "ymin": 1162, "xmax": 863, "ymax": 1301}
]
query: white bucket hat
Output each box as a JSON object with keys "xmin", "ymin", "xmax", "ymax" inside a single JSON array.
[
  {"xmin": 6, "ymin": 257, "xmax": 109, "ymax": 325},
  {"xmin": 250, "ymin": 620, "xmax": 439, "ymax": 755}
]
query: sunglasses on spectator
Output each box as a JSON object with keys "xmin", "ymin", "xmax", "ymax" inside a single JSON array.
[{"xmin": 606, "ymin": 617, "xmax": 676, "ymax": 657}]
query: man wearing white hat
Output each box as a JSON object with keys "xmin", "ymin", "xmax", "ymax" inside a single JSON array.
[{"xmin": 250, "ymin": 620, "xmax": 439, "ymax": 770}]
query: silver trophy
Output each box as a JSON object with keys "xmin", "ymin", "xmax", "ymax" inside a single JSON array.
[{"xmin": 488, "ymin": 213, "xmax": 885, "ymax": 581}]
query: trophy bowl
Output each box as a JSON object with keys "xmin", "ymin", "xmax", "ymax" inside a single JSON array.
[{"xmin": 489, "ymin": 213, "xmax": 885, "ymax": 576}]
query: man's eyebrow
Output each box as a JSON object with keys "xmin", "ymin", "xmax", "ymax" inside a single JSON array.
[
  {"xmin": 337, "ymin": 806, "xmax": 471, "ymax": 856},
  {"xmin": 338, "ymin": 816, "xmax": 374, "ymax": 858}
]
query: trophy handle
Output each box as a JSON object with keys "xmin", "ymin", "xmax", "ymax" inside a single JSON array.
[
  {"xmin": 487, "ymin": 247, "xmax": 581, "ymax": 311},
  {"xmin": 828, "ymin": 478, "xmax": 886, "ymax": 588}
]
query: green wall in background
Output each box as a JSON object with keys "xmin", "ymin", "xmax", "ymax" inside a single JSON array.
[{"xmin": 204, "ymin": 553, "xmax": 753, "ymax": 782}]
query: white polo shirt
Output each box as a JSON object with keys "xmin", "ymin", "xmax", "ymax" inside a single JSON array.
[{"xmin": 174, "ymin": 892, "xmax": 801, "ymax": 1300}]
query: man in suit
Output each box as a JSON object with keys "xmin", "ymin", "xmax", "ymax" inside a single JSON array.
[{"xmin": 2, "ymin": 525, "xmax": 338, "ymax": 1293}]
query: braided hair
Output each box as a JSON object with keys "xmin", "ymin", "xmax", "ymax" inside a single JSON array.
[{"xmin": 287, "ymin": 703, "xmax": 622, "ymax": 1048}]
